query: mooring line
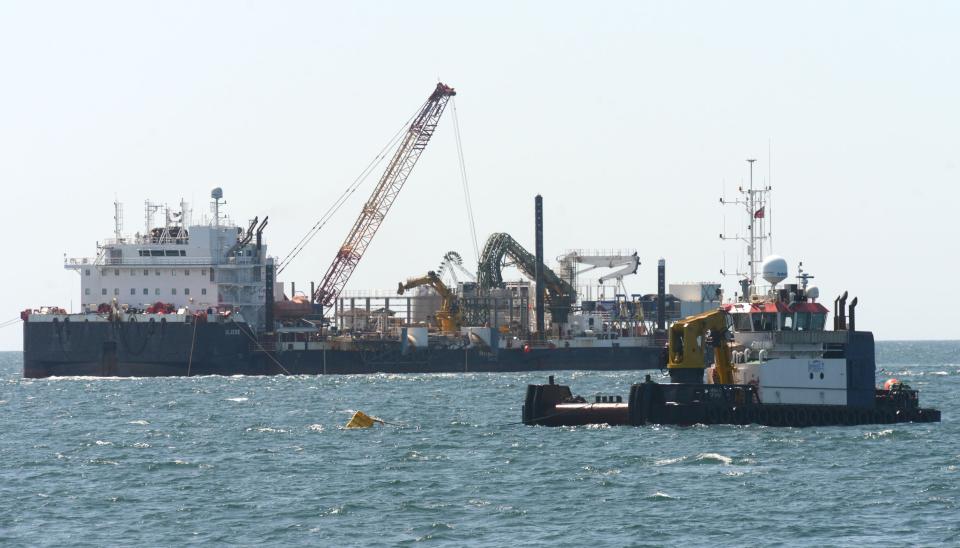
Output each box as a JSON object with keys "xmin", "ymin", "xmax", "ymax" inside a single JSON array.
[
  {"xmin": 186, "ymin": 315, "xmax": 199, "ymax": 376},
  {"xmin": 232, "ymin": 319, "xmax": 293, "ymax": 375}
]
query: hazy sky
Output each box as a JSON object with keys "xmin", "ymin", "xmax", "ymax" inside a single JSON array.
[{"xmin": 2, "ymin": 1, "xmax": 958, "ymax": 349}]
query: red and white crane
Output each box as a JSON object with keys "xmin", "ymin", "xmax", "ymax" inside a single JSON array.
[{"xmin": 311, "ymin": 82, "xmax": 456, "ymax": 306}]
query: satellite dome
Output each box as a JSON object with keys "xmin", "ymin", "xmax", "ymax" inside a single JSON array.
[
  {"xmin": 805, "ymin": 286, "xmax": 820, "ymax": 301},
  {"xmin": 761, "ymin": 255, "xmax": 788, "ymax": 287},
  {"xmin": 211, "ymin": 187, "xmax": 223, "ymax": 200}
]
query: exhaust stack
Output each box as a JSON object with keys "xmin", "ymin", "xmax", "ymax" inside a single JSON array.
[
  {"xmin": 265, "ymin": 258, "xmax": 275, "ymax": 333},
  {"xmin": 255, "ymin": 216, "xmax": 269, "ymax": 250},
  {"xmin": 838, "ymin": 291, "xmax": 849, "ymax": 330},
  {"xmin": 848, "ymin": 296, "xmax": 858, "ymax": 332},
  {"xmin": 656, "ymin": 259, "xmax": 666, "ymax": 331},
  {"xmin": 534, "ymin": 195, "xmax": 545, "ymax": 339}
]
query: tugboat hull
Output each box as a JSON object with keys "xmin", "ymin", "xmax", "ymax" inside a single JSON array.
[{"xmin": 522, "ymin": 378, "xmax": 942, "ymax": 427}]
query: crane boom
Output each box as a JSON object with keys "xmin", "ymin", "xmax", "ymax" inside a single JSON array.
[
  {"xmin": 559, "ymin": 251, "xmax": 639, "ymax": 285},
  {"xmin": 397, "ymin": 270, "xmax": 461, "ymax": 333},
  {"xmin": 314, "ymin": 82, "xmax": 456, "ymax": 306}
]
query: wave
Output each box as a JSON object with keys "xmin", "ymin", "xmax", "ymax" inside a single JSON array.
[
  {"xmin": 245, "ymin": 426, "xmax": 288, "ymax": 434},
  {"xmin": 696, "ymin": 452, "xmax": 734, "ymax": 465},
  {"xmin": 655, "ymin": 453, "xmax": 734, "ymax": 466}
]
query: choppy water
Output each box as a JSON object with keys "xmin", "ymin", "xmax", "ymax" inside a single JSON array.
[{"xmin": 2, "ymin": 341, "xmax": 958, "ymax": 546}]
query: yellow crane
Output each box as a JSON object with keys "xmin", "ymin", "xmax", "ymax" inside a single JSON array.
[
  {"xmin": 397, "ymin": 271, "xmax": 461, "ymax": 334},
  {"xmin": 667, "ymin": 308, "xmax": 735, "ymax": 384}
]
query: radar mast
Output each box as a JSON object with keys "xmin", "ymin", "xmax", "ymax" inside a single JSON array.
[{"xmin": 720, "ymin": 158, "xmax": 772, "ymax": 298}]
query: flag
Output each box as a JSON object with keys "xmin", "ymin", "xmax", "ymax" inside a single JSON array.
[{"xmin": 754, "ymin": 206, "xmax": 765, "ymax": 219}]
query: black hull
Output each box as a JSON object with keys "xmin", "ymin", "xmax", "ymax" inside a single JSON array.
[
  {"xmin": 522, "ymin": 379, "xmax": 942, "ymax": 427},
  {"xmin": 23, "ymin": 320, "xmax": 666, "ymax": 378}
]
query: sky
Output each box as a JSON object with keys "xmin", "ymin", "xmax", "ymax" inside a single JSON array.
[{"xmin": 1, "ymin": 0, "xmax": 958, "ymax": 349}]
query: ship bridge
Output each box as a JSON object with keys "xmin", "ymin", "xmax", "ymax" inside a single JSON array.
[{"xmin": 65, "ymin": 190, "xmax": 272, "ymax": 330}]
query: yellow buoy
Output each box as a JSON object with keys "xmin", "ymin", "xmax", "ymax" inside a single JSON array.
[{"xmin": 345, "ymin": 410, "xmax": 384, "ymax": 429}]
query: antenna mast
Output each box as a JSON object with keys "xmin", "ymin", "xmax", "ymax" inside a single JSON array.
[
  {"xmin": 113, "ymin": 199, "xmax": 124, "ymax": 241},
  {"xmin": 144, "ymin": 200, "xmax": 163, "ymax": 237},
  {"xmin": 719, "ymin": 158, "xmax": 772, "ymax": 298},
  {"xmin": 211, "ymin": 187, "xmax": 224, "ymax": 228}
]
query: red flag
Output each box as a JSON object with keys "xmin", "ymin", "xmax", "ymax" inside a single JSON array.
[{"xmin": 754, "ymin": 206, "xmax": 765, "ymax": 219}]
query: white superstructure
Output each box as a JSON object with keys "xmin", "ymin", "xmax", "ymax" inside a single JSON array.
[
  {"xmin": 64, "ymin": 189, "xmax": 271, "ymax": 329},
  {"xmin": 710, "ymin": 159, "xmax": 855, "ymax": 406}
]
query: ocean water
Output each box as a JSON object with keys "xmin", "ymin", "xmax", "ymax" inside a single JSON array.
[{"xmin": 1, "ymin": 341, "xmax": 958, "ymax": 546}]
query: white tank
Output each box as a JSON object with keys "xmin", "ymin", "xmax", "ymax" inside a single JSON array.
[
  {"xmin": 409, "ymin": 286, "xmax": 442, "ymax": 325},
  {"xmin": 761, "ymin": 255, "xmax": 788, "ymax": 287}
]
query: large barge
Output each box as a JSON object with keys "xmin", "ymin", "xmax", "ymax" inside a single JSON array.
[
  {"xmin": 22, "ymin": 82, "xmax": 708, "ymax": 378},
  {"xmin": 21, "ymin": 191, "xmax": 671, "ymax": 378}
]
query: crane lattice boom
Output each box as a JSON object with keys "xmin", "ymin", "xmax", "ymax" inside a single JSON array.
[{"xmin": 314, "ymin": 83, "xmax": 456, "ymax": 306}]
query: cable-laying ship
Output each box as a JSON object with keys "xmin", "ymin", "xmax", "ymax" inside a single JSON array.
[
  {"xmin": 522, "ymin": 160, "xmax": 940, "ymax": 427},
  {"xmin": 21, "ymin": 83, "xmax": 678, "ymax": 377}
]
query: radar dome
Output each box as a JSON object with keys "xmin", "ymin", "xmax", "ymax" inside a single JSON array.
[
  {"xmin": 761, "ymin": 255, "xmax": 788, "ymax": 287},
  {"xmin": 805, "ymin": 286, "xmax": 820, "ymax": 301},
  {"xmin": 211, "ymin": 187, "xmax": 223, "ymax": 200}
]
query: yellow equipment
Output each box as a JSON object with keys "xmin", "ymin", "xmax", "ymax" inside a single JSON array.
[
  {"xmin": 667, "ymin": 308, "xmax": 735, "ymax": 384},
  {"xmin": 397, "ymin": 270, "xmax": 462, "ymax": 333},
  {"xmin": 345, "ymin": 411, "xmax": 383, "ymax": 429}
]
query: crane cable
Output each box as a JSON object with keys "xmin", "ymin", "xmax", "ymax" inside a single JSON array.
[
  {"xmin": 0, "ymin": 316, "xmax": 21, "ymax": 329},
  {"xmin": 450, "ymin": 98, "xmax": 480, "ymax": 266},
  {"xmin": 277, "ymin": 100, "xmax": 430, "ymax": 274}
]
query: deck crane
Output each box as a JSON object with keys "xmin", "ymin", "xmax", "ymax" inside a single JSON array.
[
  {"xmin": 312, "ymin": 82, "xmax": 457, "ymax": 306},
  {"xmin": 397, "ymin": 270, "xmax": 462, "ymax": 333},
  {"xmin": 558, "ymin": 251, "xmax": 639, "ymax": 296},
  {"xmin": 667, "ymin": 308, "xmax": 734, "ymax": 384}
]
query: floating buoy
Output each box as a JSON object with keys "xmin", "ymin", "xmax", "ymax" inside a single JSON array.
[
  {"xmin": 345, "ymin": 411, "xmax": 384, "ymax": 429},
  {"xmin": 883, "ymin": 378, "xmax": 900, "ymax": 390}
]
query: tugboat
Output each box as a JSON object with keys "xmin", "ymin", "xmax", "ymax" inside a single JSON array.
[{"xmin": 522, "ymin": 160, "xmax": 941, "ymax": 427}]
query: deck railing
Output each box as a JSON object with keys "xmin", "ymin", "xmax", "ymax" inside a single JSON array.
[{"xmin": 66, "ymin": 256, "xmax": 216, "ymax": 267}]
